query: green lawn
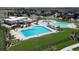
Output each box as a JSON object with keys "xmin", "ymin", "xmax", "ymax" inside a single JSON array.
[
  {"xmin": 73, "ymin": 47, "xmax": 79, "ymax": 51},
  {"xmin": 8, "ymin": 29, "xmax": 77, "ymax": 51},
  {"xmin": 0, "ymin": 27, "xmax": 6, "ymax": 50}
]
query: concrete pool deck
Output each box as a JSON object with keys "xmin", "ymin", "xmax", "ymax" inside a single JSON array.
[
  {"xmin": 10, "ymin": 25, "xmax": 58, "ymax": 40},
  {"xmin": 10, "ymin": 20, "xmax": 77, "ymax": 40},
  {"xmin": 38, "ymin": 20, "xmax": 77, "ymax": 28}
]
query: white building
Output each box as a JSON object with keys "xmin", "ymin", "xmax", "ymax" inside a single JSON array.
[
  {"xmin": 4, "ymin": 16, "xmax": 32, "ymax": 25},
  {"xmin": 2, "ymin": 16, "xmax": 33, "ymax": 28},
  {"xmin": 77, "ymin": 19, "xmax": 79, "ymax": 22}
]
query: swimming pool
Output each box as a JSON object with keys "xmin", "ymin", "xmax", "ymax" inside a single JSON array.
[
  {"xmin": 51, "ymin": 22, "xmax": 69, "ymax": 28},
  {"xmin": 21, "ymin": 26, "xmax": 56, "ymax": 37}
]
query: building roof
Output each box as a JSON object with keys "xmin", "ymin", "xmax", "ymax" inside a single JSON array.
[{"xmin": 4, "ymin": 16, "xmax": 32, "ymax": 22}]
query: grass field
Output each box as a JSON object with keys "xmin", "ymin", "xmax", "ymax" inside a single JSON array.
[
  {"xmin": 8, "ymin": 29, "xmax": 77, "ymax": 51},
  {"xmin": 0, "ymin": 27, "xmax": 6, "ymax": 51},
  {"xmin": 73, "ymin": 47, "xmax": 79, "ymax": 51}
]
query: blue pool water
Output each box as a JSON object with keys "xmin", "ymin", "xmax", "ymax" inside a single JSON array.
[
  {"xmin": 52, "ymin": 22, "xmax": 69, "ymax": 28},
  {"xmin": 21, "ymin": 26, "xmax": 54, "ymax": 37}
]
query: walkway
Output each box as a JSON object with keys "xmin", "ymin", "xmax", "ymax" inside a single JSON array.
[{"xmin": 60, "ymin": 43, "xmax": 79, "ymax": 51}]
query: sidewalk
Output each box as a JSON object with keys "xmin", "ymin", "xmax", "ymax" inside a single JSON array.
[{"xmin": 60, "ymin": 43, "xmax": 79, "ymax": 51}]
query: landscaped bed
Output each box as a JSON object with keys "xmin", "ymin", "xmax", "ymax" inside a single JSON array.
[{"xmin": 8, "ymin": 29, "xmax": 77, "ymax": 51}]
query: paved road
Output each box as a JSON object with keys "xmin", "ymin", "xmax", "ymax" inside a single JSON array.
[{"xmin": 60, "ymin": 43, "xmax": 79, "ymax": 51}]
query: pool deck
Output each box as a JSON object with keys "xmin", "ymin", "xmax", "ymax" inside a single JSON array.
[
  {"xmin": 10, "ymin": 20, "xmax": 77, "ymax": 40},
  {"xmin": 10, "ymin": 25, "xmax": 58, "ymax": 40},
  {"xmin": 38, "ymin": 20, "xmax": 77, "ymax": 28}
]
